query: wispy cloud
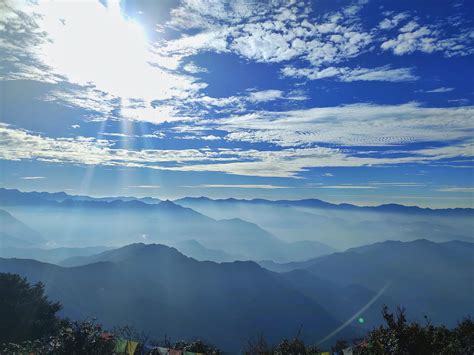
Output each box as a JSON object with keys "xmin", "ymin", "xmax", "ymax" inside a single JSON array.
[
  {"xmin": 1, "ymin": 100, "xmax": 473, "ymax": 180},
  {"xmin": 369, "ymin": 182, "xmax": 427, "ymax": 187},
  {"xmin": 282, "ymin": 66, "xmax": 418, "ymax": 82},
  {"xmin": 182, "ymin": 61, "xmax": 209, "ymax": 74},
  {"xmin": 20, "ymin": 176, "xmax": 46, "ymax": 180},
  {"xmin": 420, "ymin": 87, "xmax": 455, "ymax": 93},
  {"xmin": 380, "ymin": 19, "xmax": 474, "ymax": 57},
  {"xmin": 436, "ymin": 187, "xmax": 474, "ymax": 193},
  {"xmin": 183, "ymin": 184, "xmax": 288, "ymax": 189},
  {"xmin": 214, "ymin": 102, "xmax": 474, "ymax": 147},
  {"xmin": 248, "ymin": 90, "xmax": 283, "ymax": 103},
  {"xmin": 317, "ymin": 185, "xmax": 378, "ymax": 189},
  {"xmin": 129, "ymin": 185, "xmax": 161, "ymax": 189}
]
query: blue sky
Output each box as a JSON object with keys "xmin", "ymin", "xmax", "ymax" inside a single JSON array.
[{"xmin": 0, "ymin": 0, "xmax": 473, "ymax": 207}]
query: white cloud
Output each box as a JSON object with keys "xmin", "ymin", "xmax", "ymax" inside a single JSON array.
[
  {"xmin": 379, "ymin": 13, "xmax": 409, "ymax": 30},
  {"xmin": 167, "ymin": 0, "xmax": 375, "ymax": 70},
  {"xmin": 381, "ymin": 20, "xmax": 474, "ymax": 57},
  {"xmin": 0, "ymin": 123, "xmax": 230, "ymax": 168},
  {"xmin": 248, "ymin": 90, "xmax": 284, "ymax": 102},
  {"xmin": 436, "ymin": 187, "xmax": 474, "ymax": 193},
  {"xmin": 369, "ymin": 182, "xmax": 426, "ymax": 187},
  {"xmin": 0, "ymin": 122, "xmax": 472, "ymax": 179},
  {"xmin": 162, "ymin": 143, "xmax": 474, "ymax": 178},
  {"xmin": 129, "ymin": 185, "xmax": 161, "ymax": 189},
  {"xmin": 231, "ymin": 23, "xmax": 301, "ymax": 63},
  {"xmin": 317, "ymin": 185, "xmax": 378, "ymax": 189},
  {"xmin": 281, "ymin": 65, "xmax": 418, "ymax": 82},
  {"xmin": 213, "ymin": 103, "xmax": 474, "ymax": 147},
  {"xmin": 422, "ymin": 87, "xmax": 455, "ymax": 93},
  {"xmin": 20, "ymin": 176, "xmax": 46, "ymax": 180},
  {"xmin": 185, "ymin": 184, "xmax": 288, "ymax": 189},
  {"xmin": 448, "ymin": 98, "xmax": 470, "ymax": 105},
  {"xmin": 340, "ymin": 66, "xmax": 418, "ymax": 82},
  {"xmin": 1, "ymin": 1, "xmax": 207, "ymax": 122},
  {"xmin": 184, "ymin": 88, "xmax": 302, "ymax": 113},
  {"xmin": 182, "ymin": 62, "xmax": 209, "ymax": 74}
]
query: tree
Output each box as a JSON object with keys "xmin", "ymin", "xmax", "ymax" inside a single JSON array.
[
  {"xmin": 243, "ymin": 333, "xmax": 322, "ymax": 354},
  {"xmin": 353, "ymin": 306, "xmax": 474, "ymax": 355},
  {"xmin": 0, "ymin": 319, "xmax": 115, "ymax": 354},
  {"xmin": 0, "ymin": 272, "xmax": 62, "ymax": 344}
]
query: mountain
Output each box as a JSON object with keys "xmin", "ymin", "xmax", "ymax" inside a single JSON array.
[
  {"xmin": 263, "ymin": 239, "xmax": 474, "ymax": 327},
  {"xmin": 175, "ymin": 196, "xmax": 474, "ymax": 216},
  {"xmin": 60, "ymin": 243, "xmax": 163, "ymax": 267},
  {"xmin": 0, "ymin": 244, "xmax": 349, "ymax": 351},
  {"xmin": 0, "ymin": 188, "xmax": 161, "ymax": 204},
  {"xmin": 172, "ymin": 239, "xmax": 240, "ymax": 263},
  {"xmin": 0, "ymin": 209, "xmax": 45, "ymax": 248},
  {"xmin": 0, "ymin": 246, "xmax": 112, "ymax": 265}
]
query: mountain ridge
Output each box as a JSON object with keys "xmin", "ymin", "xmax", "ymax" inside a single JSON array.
[
  {"xmin": 2, "ymin": 188, "xmax": 472, "ymax": 214},
  {"xmin": 175, "ymin": 196, "xmax": 474, "ymax": 215}
]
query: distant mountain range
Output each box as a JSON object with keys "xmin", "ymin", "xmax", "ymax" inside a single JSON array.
[
  {"xmin": 0, "ymin": 243, "xmax": 351, "ymax": 351},
  {"xmin": 174, "ymin": 196, "xmax": 474, "ymax": 249},
  {"xmin": 2, "ymin": 188, "xmax": 471, "ymax": 215},
  {"xmin": 175, "ymin": 196, "xmax": 474, "ymax": 216},
  {"xmin": 0, "ymin": 188, "xmax": 335, "ymax": 262},
  {"xmin": 0, "ymin": 188, "xmax": 162, "ymax": 205},
  {"xmin": 0, "ymin": 246, "xmax": 112, "ymax": 264}
]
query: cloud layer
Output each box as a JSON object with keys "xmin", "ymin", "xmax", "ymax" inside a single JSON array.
[{"xmin": 0, "ymin": 0, "xmax": 473, "ymax": 184}]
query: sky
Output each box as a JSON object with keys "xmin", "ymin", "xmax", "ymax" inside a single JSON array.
[{"xmin": 0, "ymin": 0, "xmax": 473, "ymax": 208}]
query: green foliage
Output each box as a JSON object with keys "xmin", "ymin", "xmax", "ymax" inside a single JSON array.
[
  {"xmin": 0, "ymin": 319, "xmax": 115, "ymax": 354},
  {"xmin": 50, "ymin": 319, "xmax": 115, "ymax": 354},
  {"xmin": 244, "ymin": 333, "xmax": 321, "ymax": 355},
  {"xmin": 113, "ymin": 326, "xmax": 222, "ymax": 354},
  {"xmin": 352, "ymin": 306, "xmax": 474, "ymax": 355},
  {"xmin": 173, "ymin": 339, "xmax": 221, "ymax": 354},
  {"xmin": 0, "ymin": 272, "xmax": 62, "ymax": 344},
  {"xmin": 243, "ymin": 307, "xmax": 473, "ymax": 355}
]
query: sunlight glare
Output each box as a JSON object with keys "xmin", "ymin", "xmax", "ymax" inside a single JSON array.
[{"xmin": 35, "ymin": 0, "xmax": 194, "ymax": 106}]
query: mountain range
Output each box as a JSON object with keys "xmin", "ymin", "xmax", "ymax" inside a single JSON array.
[
  {"xmin": 175, "ymin": 196, "xmax": 474, "ymax": 216},
  {"xmin": 175, "ymin": 196, "xmax": 474, "ymax": 249}
]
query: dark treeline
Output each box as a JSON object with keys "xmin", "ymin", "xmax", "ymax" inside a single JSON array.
[{"xmin": 1, "ymin": 273, "xmax": 472, "ymax": 355}]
